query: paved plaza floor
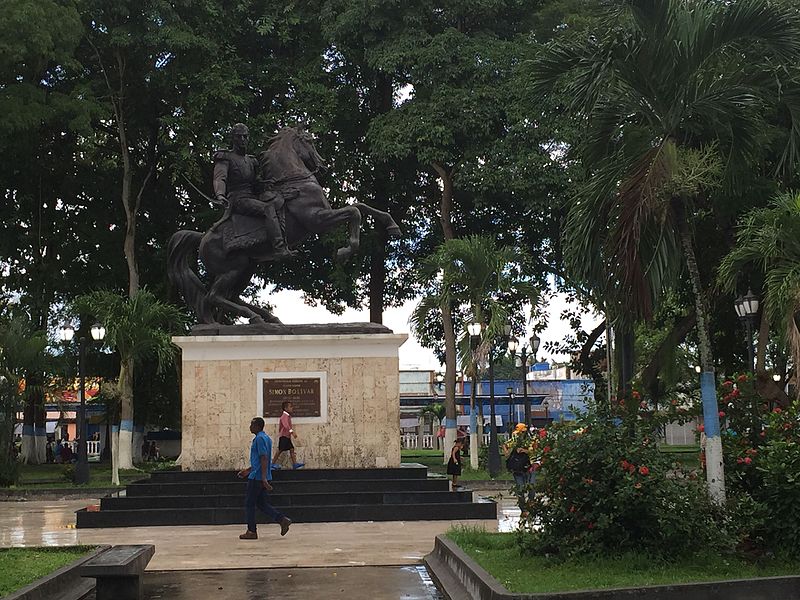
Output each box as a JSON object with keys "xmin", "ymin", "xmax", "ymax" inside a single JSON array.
[
  {"xmin": 129, "ymin": 566, "xmax": 444, "ymax": 600},
  {"xmin": 0, "ymin": 492, "xmax": 520, "ymax": 571}
]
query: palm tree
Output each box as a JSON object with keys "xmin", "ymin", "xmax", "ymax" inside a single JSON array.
[
  {"xmin": 719, "ymin": 191, "xmax": 800, "ymax": 398},
  {"xmin": 412, "ymin": 235, "xmax": 537, "ymax": 466},
  {"xmin": 533, "ymin": 0, "xmax": 800, "ymax": 503},
  {"xmin": 76, "ymin": 289, "xmax": 185, "ymax": 469}
]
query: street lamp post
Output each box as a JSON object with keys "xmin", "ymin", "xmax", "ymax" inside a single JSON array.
[
  {"xmin": 734, "ymin": 290, "xmax": 759, "ymax": 372},
  {"xmin": 544, "ymin": 398, "xmax": 550, "ymax": 421},
  {"xmin": 467, "ymin": 322, "xmax": 482, "ymax": 469},
  {"xmin": 60, "ymin": 322, "xmax": 105, "ymax": 485},
  {"xmin": 506, "ymin": 387, "xmax": 514, "ymax": 430},
  {"xmin": 507, "ymin": 333, "xmax": 540, "ymax": 427},
  {"xmin": 487, "ymin": 323, "xmax": 512, "ymax": 479}
]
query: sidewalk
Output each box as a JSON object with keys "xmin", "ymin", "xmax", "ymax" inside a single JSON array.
[{"xmin": 0, "ymin": 496, "xmax": 515, "ymax": 571}]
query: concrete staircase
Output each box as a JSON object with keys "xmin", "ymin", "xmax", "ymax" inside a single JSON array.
[{"xmin": 76, "ymin": 465, "xmax": 496, "ymax": 528}]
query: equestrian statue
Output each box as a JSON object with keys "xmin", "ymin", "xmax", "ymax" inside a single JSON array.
[{"xmin": 167, "ymin": 124, "xmax": 401, "ymax": 325}]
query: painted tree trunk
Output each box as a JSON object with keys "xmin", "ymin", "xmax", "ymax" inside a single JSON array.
[
  {"xmin": 677, "ymin": 208, "xmax": 725, "ymax": 504},
  {"xmin": 117, "ymin": 358, "xmax": 135, "ymax": 470},
  {"xmin": 469, "ymin": 375, "xmax": 479, "ymax": 470},
  {"xmin": 442, "ymin": 302, "xmax": 457, "ymax": 463},
  {"xmin": 111, "ymin": 425, "xmax": 120, "ymax": 486}
]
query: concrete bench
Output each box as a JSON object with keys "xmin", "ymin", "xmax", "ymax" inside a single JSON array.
[{"xmin": 79, "ymin": 544, "xmax": 155, "ymax": 600}]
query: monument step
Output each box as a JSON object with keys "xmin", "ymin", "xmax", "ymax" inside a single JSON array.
[
  {"xmin": 101, "ymin": 490, "xmax": 474, "ymax": 510},
  {"xmin": 76, "ymin": 500, "xmax": 497, "ymax": 528},
  {"xmin": 147, "ymin": 465, "xmax": 429, "ymax": 483},
  {"xmin": 125, "ymin": 478, "xmax": 450, "ymax": 497}
]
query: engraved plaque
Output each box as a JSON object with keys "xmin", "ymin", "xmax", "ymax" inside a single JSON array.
[{"xmin": 262, "ymin": 377, "xmax": 321, "ymax": 418}]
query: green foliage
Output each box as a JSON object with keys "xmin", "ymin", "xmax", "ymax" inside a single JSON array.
[
  {"xmin": 74, "ymin": 289, "xmax": 186, "ymax": 371},
  {"xmin": 718, "ymin": 191, "xmax": 800, "ymax": 360},
  {"xmin": 718, "ymin": 373, "xmax": 800, "ymax": 556},
  {"xmin": 519, "ymin": 400, "xmax": 723, "ymax": 558}
]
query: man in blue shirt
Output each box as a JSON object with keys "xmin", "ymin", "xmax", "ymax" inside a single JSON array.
[{"xmin": 237, "ymin": 417, "xmax": 292, "ymax": 539}]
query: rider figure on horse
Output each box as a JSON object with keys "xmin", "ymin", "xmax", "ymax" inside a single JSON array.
[{"xmin": 213, "ymin": 123, "xmax": 295, "ymax": 260}]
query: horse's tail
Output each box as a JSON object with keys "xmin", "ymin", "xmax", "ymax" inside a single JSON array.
[{"xmin": 167, "ymin": 230, "xmax": 208, "ymax": 322}]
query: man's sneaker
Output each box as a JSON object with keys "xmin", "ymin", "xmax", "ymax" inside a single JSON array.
[
  {"xmin": 239, "ymin": 530, "xmax": 258, "ymax": 540},
  {"xmin": 279, "ymin": 517, "xmax": 292, "ymax": 536},
  {"xmin": 271, "ymin": 463, "xmax": 282, "ymax": 470},
  {"xmin": 292, "ymin": 462, "xmax": 305, "ymax": 469}
]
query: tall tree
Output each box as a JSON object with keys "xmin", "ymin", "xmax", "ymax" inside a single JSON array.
[
  {"xmin": 533, "ymin": 0, "xmax": 800, "ymax": 502},
  {"xmin": 76, "ymin": 289, "xmax": 185, "ymax": 469}
]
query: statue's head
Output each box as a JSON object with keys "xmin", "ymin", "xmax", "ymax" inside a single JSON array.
[{"xmin": 230, "ymin": 123, "xmax": 249, "ymax": 153}]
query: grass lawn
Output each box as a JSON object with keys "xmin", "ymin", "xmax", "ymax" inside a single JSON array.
[
  {"xmin": 402, "ymin": 449, "xmax": 513, "ymax": 481},
  {"xmin": 3, "ymin": 461, "xmax": 172, "ymax": 490},
  {"xmin": 447, "ymin": 527, "xmax": 800, "ymax": 594},
  {"xmin": 0, "ymin": 547, "xmax": 95, "ymax": 596}
]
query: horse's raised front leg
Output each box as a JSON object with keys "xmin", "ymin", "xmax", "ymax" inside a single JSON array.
[
  {"xmin": 353, "ymin": 202, "xmax": 401, "ymax": 238},
  {"xmin": 305, "ymin": 205, "xmax": 362, "ymax": 263}
]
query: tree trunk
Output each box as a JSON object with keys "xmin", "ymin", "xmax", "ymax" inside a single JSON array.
[
  {"xmin": 117, "ymin": 357, "xmax": 135, "ymax": 470},
  {"xmin": 469, "ymin": 374, "xmax": 479, "ymax": 469},
  {"xmin": 368, "ymin": 74, "xmax": 393, "ymax": 324},
  {"xmin": 432, "ymin": 163, "xmax": 456, "ymax": 241},
  {"xmin": 442, "ymin": 301, "xmax": 457, "ymax": 463},
  {"xmin": 676, "ymin": 203, "xmax": 725, "ymax": 504}
]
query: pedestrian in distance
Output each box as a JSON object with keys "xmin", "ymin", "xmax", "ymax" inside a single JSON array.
[
  {"xmin": 237, "ymin": 417, "xmax": 292, "ymax": 540},
  {"xmin": 447, "ymin": 438, "xmax": 465, "ymax": 491},
  {"xmin": 272, "ymin": 401, "xmax": 304, "ymax": 470}
]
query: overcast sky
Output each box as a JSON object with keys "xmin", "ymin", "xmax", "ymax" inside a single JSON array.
[{"xmin": 263, "ymin": 288, "xmax": 602, "ymax": 370}]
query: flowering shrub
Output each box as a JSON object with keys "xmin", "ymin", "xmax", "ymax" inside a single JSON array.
[
  {"xmin": 718, "ymin": 374, "xmax": 800, "ymax": 556},
  {"xmin": 517, "ymin": 400, "xmax": 723, "ymax": 558}
]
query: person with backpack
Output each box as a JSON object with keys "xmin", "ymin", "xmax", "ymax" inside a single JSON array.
[{"xmin": 504, "ymin": 423, "xmax": 537, "ymax": 517}]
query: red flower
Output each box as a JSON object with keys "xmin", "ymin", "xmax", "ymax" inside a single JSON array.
[
  {"xmin": 583, "ymin": 478, "xmax": 594, "ymax": 485},
  {"xmin": 542, "ymin": 445, "xmax": 551, "ymax": 454},
  {"xmin": 737, "ymin": 374, "xmax": 748, "ymax": 383},
  {"xmin": 731, "ymin": 388, "xmax": 740, "ymax": 398},
  {"xmin": 743, "ymin": 457, "xmax": 753, "ymax": 465},
  {"xmin": 697, "ymin": 424, "xmax": 705, "ymax": 433},
  {"xmin": 538, "ymin": 428, "xmax": 547, "ymax": 439},
  {"xmin": 632, "ymin": 390, "xmax": 641, "ymax": 399},
  {"xmin": 759, "ymin": 431, "xmax": 767, "ymax": 439},
  {"xmin": 737, "ymin": 457, "xmax": 744, "ymax": 464},
  {"xmin": 773, "ymin": 407, "xmax": 782, "ymax": 414},
  {"xmin": 639, "ymin": 466, "xmax": 650, "ymax": 476},
  {"xmin": 783, "ymin": 423, "xmax": 793, "ymax": 431},
  {"xmin": 722, "ymin": 380, "xmax": 734, "ymax": 388},
  {"xmin": 587, "ymin": 522, "xmax": 595, "ymax": 530},
  {"xmin": 639, "ymin": 401, "xmax": 648, "ymax": 409},
  {"xmin": 671, "ymin": 399, "xmax": 678, "ymax": 406},
  {"xmin": 718, "ymin": 411, "xmax": 726, "ymax": 418},
  {"xmin": 628, "ymin": 463, "xmax": 636, "ymax": 474},
  {"xmin": 620, "ymin": 460, "xmax": 630, "ymax": 470},
  {"xmin": 746, "ymin": 448, "xmax": 758, "ymax": 456}
]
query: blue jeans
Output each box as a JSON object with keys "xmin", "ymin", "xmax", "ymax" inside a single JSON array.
[{"xmin": 245, "ymin": 479, "xmax": 285, "ymax": 532}]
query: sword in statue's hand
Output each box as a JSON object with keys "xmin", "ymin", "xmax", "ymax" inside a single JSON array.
[{"xmin": 181, "ymin": 174, "xmax": 228, "ymax": 207}]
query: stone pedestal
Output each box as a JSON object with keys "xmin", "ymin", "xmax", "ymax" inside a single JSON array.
[{"xmin": 173, "ymin": 327, "xmax": 407, "ymax": 470}]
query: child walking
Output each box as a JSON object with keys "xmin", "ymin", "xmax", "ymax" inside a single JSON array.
[{"xmin": 447, "ymin": 438, "xmax": 464, "ymax": 491}]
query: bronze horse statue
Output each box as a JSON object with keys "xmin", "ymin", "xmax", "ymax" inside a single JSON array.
[{"xmin": 168, "ymin": 127, "xmax": 401, "ymax": 324}]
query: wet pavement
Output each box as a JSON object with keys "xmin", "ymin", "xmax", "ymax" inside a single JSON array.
[
  {"xmin": 0, "ymin": 491, "xmax": 520, "ymax": 570},
  {"xmin": 134, "ymin": 566, "xmax": 444, "ymax": 600}
]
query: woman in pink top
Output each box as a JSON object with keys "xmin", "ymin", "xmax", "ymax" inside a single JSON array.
[{"xmin": 272, "ymin": 401, "xmax": 304, "ymax": 469}]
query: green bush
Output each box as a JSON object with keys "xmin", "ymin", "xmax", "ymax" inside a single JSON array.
[
  {"xmin": 718, "ymin": 374, "xmax": 800, "ymax": 556},
  {"xmin": 0, "ymin": 457, "xmax": 19, "ymax": 487},
  {"xmin": 518, "ymin": 398, "xmax": 724, "ymax": 558}
]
